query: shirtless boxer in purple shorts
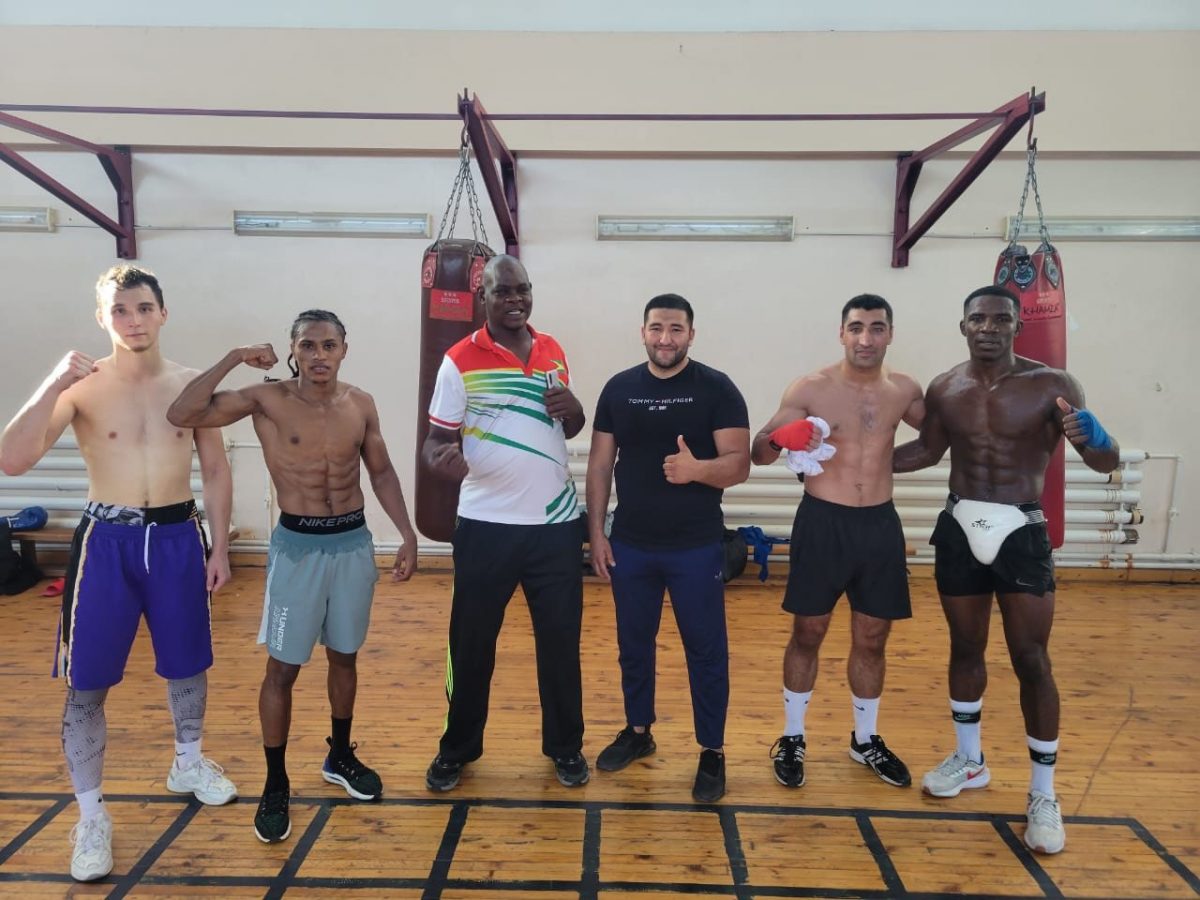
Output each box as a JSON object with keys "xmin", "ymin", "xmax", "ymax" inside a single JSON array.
[{"xmin": 0, "ymin": 266, "xmax": 237, "ymax": 883}]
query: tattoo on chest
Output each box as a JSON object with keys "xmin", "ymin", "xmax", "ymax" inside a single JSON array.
[{"xmin": 860, "ymin": 407, "xmax": 877, "ymax": 431}]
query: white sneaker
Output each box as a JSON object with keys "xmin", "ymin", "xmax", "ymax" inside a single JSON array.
[
  {"xmin": 167, "ymin": 757, "xmax": 238, "ymax": 805},
  {"xmin": 1024, "ymin": 790, "xmax": 1066, "ymax": 854},
  {"xmin": 921, "ymin": 750, "xmax": 991, "ymax": 797},
  {"xmin": 69, "ymin": 810, "xmax": 113, "ymax": 882}
]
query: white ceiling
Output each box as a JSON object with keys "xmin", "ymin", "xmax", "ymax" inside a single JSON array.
[{"xmin": 2, "ymin": 0, "xmax": 1198, "ymax": 31}]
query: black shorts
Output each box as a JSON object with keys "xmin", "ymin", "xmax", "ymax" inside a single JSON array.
[
  {"xmin": 930, "ymin": 502, "xmax": 1056, "ymax": 598},
  {"xmin": 782, "ymin": 494, "xmax": 911, "ymax": 620}
]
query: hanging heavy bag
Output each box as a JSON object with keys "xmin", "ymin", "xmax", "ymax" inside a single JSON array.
[
  {"xmin": 414, "ymin": 135, "xmax": 495, "ymax": 543},
  {"xmin": 994, "ymin": 138, "xmax": 1067, "ymax": 548}
]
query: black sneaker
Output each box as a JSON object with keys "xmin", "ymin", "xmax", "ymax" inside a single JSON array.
[
  {"xmin": 849, "ymin": 733, "xmax": 912, "ymax": 787},
  {"xmin": 554, "ymin": 752, "xmax": 591, "ymax": 787},
  {"xmin": 770, "ymin": 734, "xmax": 806, "ymax": 788},
  {"xmin": 321, "ymin": 738, "xmax": 383, "ymax": 800},
  {"xmin": 692, "ymin": 749, "xmax": 726, "ymax": 802},
  {"xmin": 425, "ymin": 755, "xmax": 464, "ymax": 792},
  {"xmin": 596, "ymin": 727, "xmax": 656, "ymax": 772},
  {"xmin": 253, "ymin": 786, "xmax": 291, "ymax": 844}
]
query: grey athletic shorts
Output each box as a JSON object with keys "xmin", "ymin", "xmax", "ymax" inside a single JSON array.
[{"xmin": 257, "ymin": 513, "xmax": 379, "ymax": 664}]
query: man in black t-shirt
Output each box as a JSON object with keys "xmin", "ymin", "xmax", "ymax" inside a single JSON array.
[{"xmin": 586, "ymin": 293, "xmax": 750, "ymax": 803}]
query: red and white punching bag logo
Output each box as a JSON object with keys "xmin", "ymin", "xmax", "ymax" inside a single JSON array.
[
  {"xmin": 469, "ymin": 256, "xmax": 486, "ymax": 292},
  {"xmin": 428, "ymin": 251, "xmax": 475, "ymax": 323},
  {"xmin": 421, "ymin": 254, "xmax": 436, "ymax": 289},
  {"xmin": 1022, "ymin": 291, "xmax": 1062, "ymax": 322},
  {"xmin": 430, "ymin": 289, "xmax": 473, "ymax": 321}
]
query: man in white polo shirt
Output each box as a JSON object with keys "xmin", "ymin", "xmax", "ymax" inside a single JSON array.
[{"xmin": 422, "ymin": 254, "xmax": 589, "ymax": 791}]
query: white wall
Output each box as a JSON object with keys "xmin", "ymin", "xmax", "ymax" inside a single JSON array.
[
  {"xmin": 2, "ymin": 29, "xmax": 1199, "ymax": 153},
  {"xmin": 5, "ymin": 1, "xmax": 1196, "ymax": 32},
  {"xmin": 1, "ymin": 149, "xmax": 1197, "ymax": 552}
]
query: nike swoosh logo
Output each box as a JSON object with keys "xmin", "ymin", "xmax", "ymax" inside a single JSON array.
[
  {"xmin": 854, "ymin": 705, "xmax": 866, "ymax": 711},
  {"xmin": 967, "ymin": 769, "xmax": 984, "ymax": 779}
]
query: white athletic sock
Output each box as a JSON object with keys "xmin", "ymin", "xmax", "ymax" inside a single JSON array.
[
  {"xmin": 950, "ymin": 698, "xmax": 983, "ymax": 762},
  {"xmin": 783, "ymin": 688, "xmax": 811, "ymax": 737},
  {"xmin": 174, "ymin": 739, "xmax": 202, "ymax": 769},
  {"xmin": 1027, "ymin": 735, "xmax": 1058, "ymax": 798},
  {"xmin": 76, "ymin": 788, "xmax": 104, "ymax": 820},
  {"xmin": 851, "ymin": 694, "xmax": 880, "ymax": 745}
]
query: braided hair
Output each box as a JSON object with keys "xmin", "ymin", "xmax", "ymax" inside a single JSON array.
[{"xmin": 284, "ymin": 309, "xmax": 347, "ymax": 377}]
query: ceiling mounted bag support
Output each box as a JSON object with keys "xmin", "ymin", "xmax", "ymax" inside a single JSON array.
[
  {"xmin": 2, "ymin": 90, "xmax": 1045, "ymax": 266},
  {"xmin": 0, "ymin": 111, "xmax": 136, "ymax": 258},
  {"xmin": 892, "ymin": 91, "xmax": 1045, "ymax": 267},
  {"xmin": 458, "ymin": 91, "xmax": 519, "ymax": 257}
]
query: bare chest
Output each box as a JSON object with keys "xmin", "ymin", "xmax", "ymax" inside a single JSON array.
[
  {"xmin": 72, "ymin": 377, "xmax": 191, "ymax": 457},
  {"xmin": 941, "ymin": 380, "xmax": 1050, "ymax": 440},
  {"xmin": 812, "ymin": 383, "xmax": 907, "ymax": 445},
  {"xmin": 258, "ymin": 401, "xmax": 366, "ymax": 464}
]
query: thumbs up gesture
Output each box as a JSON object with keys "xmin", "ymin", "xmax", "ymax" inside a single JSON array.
[
  {"xmin": 1057, "ymin": 395, "xmax": 1116, "ymax": 452},
  {"xmin": 1056, "ymin": 396, "xmax": 1086, "ymax": 446},
  {"xmin": 663, "ymin": 434, "xmax": 699, "ymax": 484}
]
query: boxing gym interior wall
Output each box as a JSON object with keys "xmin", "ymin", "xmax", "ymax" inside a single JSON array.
[{"xmin": 1, "ymin": 24, "xmax": 1198, "ymax": 560}]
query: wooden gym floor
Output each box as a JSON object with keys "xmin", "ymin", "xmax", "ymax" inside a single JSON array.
[{"xmin": 0, "ymin": 564, "xmax": 1196, "ymax": 899}]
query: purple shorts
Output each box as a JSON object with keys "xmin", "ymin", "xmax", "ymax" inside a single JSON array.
[{"xmin": 56, "ymin": 501, "xmax": 213, "ymax": 690}]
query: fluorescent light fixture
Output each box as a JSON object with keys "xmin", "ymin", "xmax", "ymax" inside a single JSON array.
[
  {"xmin": 233, "ymin": 211, "xmax": 431, "ymax": 238},
  {"xmin": 0, "ymin": 206, "xmax": 54, "ymax": 232},
  {"xmin": 1006, "ymin": 216, "xmax": 1200, "ymax": 242},
  {"xmin": 597, "ymin": 215, "xmax": 794, "ymax": 242}
]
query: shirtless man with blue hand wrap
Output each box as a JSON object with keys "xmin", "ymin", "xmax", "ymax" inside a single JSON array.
[{"xmin": 894, "ymin": 285, "xmax": 1120, "ymax": 857}]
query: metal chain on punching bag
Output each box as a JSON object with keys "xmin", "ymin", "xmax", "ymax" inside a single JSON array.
[
  {"xmin": 435, "ymin": 130, "xmax": 490, "ymax": 248},
  {"xmin": 993, "ymin": 92, "xmax": 1069, "ymax": 548},
  {"xmin": 414, "ymin": 125, "xmax": 496, "ymax": 542},
  {"xmin": 1001, "ymin": 139, "xmax": 1059, "ymax": 288}
]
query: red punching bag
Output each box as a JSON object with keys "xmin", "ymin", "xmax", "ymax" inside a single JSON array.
[
  {"xmin": 994, "ymin": 140, "xmax": 1067, "ymax": 547},
  {"xmin": 415, "ymin": 240, "xmax": 493, "ymax": 542},
  {"xmin": 415, "ymin": 137, "xmax": 495, "ymax": 542}
]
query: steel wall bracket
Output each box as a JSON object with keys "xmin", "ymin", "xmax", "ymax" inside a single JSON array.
[
  {"xmin": 892, "ymin": 91, "xmax": 1045, "ymax": 267},
  {"xmin": 0, "ymin": 111, "xmax": 136, "ymax": 258},
  {"xmin": 459, "ymin": 92, "xmax": 519, "ymax": 257}
]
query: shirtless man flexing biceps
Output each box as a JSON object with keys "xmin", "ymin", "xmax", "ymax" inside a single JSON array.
[{"xmin": 168, "ymin": 309, "xmax": 417, "ymax": 844}]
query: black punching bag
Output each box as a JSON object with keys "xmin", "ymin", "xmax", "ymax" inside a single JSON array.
[{"xmin": 415, "ymin": 238, "xmax": 493, "ymax": 542}]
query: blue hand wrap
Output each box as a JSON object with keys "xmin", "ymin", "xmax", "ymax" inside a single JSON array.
[
  {"xmin": 736, "ymin": 526, "xmax": 789, "ymax": 582},
  {"xmin": 1075, "ymin": 408, "xmax": 1113, "ymax": 451}
]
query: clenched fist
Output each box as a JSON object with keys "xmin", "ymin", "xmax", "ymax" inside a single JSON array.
[
  {"xmin": 428, "ymin": 442, "xmax": 470, "ymax": 482},
  {"xmin": 769, "ymin": 419, "xmax": 819, "ymax": 452},
  {"xmin": 233, "ymin": 344, "xmax": 278, "ymax": 370},
  {"xmin": 50, "ymin": 351, "xmax": 98, "ymax": 391}
]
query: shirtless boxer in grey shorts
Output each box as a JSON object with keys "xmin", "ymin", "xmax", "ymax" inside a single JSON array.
[{"xmin": 168, "ymin": 309, "xmax": 418, "ymax": 844}]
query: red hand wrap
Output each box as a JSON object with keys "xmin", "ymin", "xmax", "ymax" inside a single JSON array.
[{"xmin": 769, "ymin": 419, "xmax": 815, "ymax": 451}]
